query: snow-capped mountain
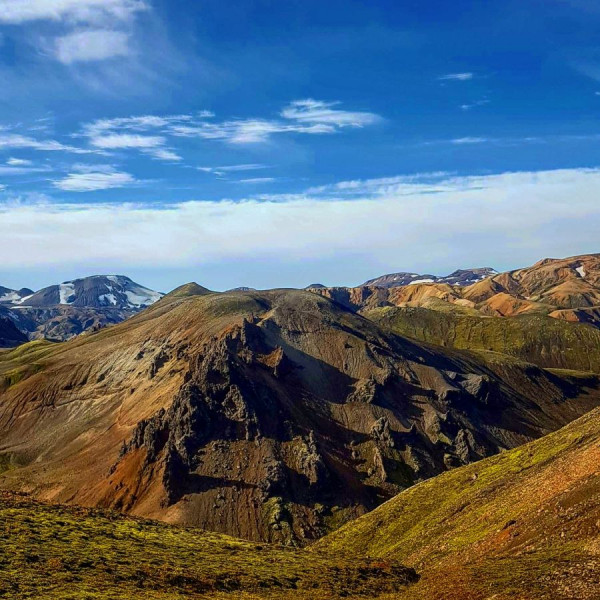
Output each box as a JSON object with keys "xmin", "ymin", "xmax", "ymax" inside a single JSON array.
[
  {"xmin": 0, "ymin": 286, "xmax": 34, "ymax": 305},
  {"xmin": 362, "ymin": 267, "xmax": 497, "ymax": 288},
  {"xmin": 13, "ymin": 276, "xmax": 163, "ymax": 310}
]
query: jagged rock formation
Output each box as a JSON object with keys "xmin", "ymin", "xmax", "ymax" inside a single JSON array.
[{"xmin": 1, "ymin": 288, "xmax": 599, "ymax": 545}]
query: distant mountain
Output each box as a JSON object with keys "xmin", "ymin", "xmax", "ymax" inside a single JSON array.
[
  {"xmin": 0, "ymin": 275, "xmax": 164, "ymax": 346},
  {"xmin": 0, "ymin": 315, "xmax": 28, "ymax": 347},
  {"xmin": 0, "ymin": 286, "xmax": 34, "ymax": 304},
  {"xmin": 15, "ymin": 275, "xmax": 163, "ymax": 310},
  {"xmin": 362, "ymin": 267, "xmax": 497, "ymax": 288}
]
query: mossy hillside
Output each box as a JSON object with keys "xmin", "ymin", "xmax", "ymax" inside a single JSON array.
[
  {"xmin": 0, "ymin": 493, "xmax": 417, "ymax": 600},
  {"xmin": 367, "ymin": 306, "xmax": 600, "ymax": 372},
  {"xmin": 315, "ymin": 407, "xmax": 600, "ymax": 599}
]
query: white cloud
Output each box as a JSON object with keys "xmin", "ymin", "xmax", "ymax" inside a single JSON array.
[
  {"xmin": 81, "ymin": 114, "xmax": 195, "ymax": 137},
  {"xmin": 198, "ymin": 164, "xmax": 266, "ymax": 174},
  {"xmin": 149, "ymin": 149, "xmax": 181, "ymax": 161},
  {"xmin": 170, "ymin": 119, "xmax": 334, "ymax": 144},
  {"xmin": 451, "ymin": 137, "xmax": 489, "ymax": 144},
  {"xmin": 3, "ymin": 168, "xmax": 599, "ymax": 272},
  {"xmin": 439, "ymin": 72, "xmax": 474, "ymax": 81},
  {"xmin": 0, "ymin": 0, "xmax": 147, "ymax": 25},
  {"xmin": 89, "ymin": 133, "xmax": 165, "ymax": 150},
  {"xmin": 0, "ymin": 133, "xmax": 90, "ymax": 153},
  {"xmin": 54, "ymin": 30, "xmax": 130, "ymax": 64},
  {"xmin": 461, "ymin": 99, "xmax": 490, "ymax": 111},
  {"xmin": 53, "ymin": 166, "xmax": 136, "ymax": 191},
  {"xmin": 238, "ymin": 177, "xmax": 276, "ymax": 184},
  {"xmin": 281, "ymin": 99, "xmax": 381, "ymax": 128},
  {"xmin": 6, "ymin": 157, "xmax": 32, "ymax": 166}
]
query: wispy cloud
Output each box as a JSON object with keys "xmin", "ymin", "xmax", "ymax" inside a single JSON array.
[
  {"xmin": 460, "ymin": 99, "xmax": 490, "ymax": 111},
  {"xmin": 89, "ymin": 133, "xmax": 165, "ymax": 150},
  {"xmin": 6, "ymin": 157, "xmax": 32, "ymax": 166},
  {"xmin": 53, "ymin": 165, "xmax": 136, "ymax": 191},
  {"xmin": 198, "ymin": 164, "xmax": 267, "ymax": 176},
  {"xmin": 238, "ymin": 177, "xmax": 276, "ymax": 184},
  {"xmin": 85, "ymin": 131, "xmax": 181, "ymax": 161},
  {"xmin": 54, "ymin": 30, "xmax": 131, "ymax": 64},
  {"xmin": 0, "ymin": 133, "xmax": 91, "ymax": 153},
  {"xmin": 0, "ymin": 0, "xmax": 148, "ymax": 25},
  {"xmin": 439, "ymin": 72, "xmax": 474, "ymax": 81},
  {"xmin": 280, "ymin": 99, "xmax": 380, "ymax": 128},
  {"xmin": 451, "ymin": 137, "xmax": 489, "ymax": 144},
  {"xmin": 169, "ymin": 100, "xmax": 381, "ymax": 144}
]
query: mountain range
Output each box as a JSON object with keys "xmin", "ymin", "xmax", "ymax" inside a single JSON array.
[{"xmin": 2, "ymin": 252, "xmax": 600, "ymax": 598}]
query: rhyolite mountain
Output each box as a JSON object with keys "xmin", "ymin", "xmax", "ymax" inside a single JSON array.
[
  {"xmin": 0, "ymin": 275, "xmax": 163, "ymax": 344},
  {"xmin": 311, "ymin": 253, "xmax": 600, "ymax": 327},
  {"xmin": 1, "ymin": 287, "xmax": 599, "ymax": 546},
  {"xmin": 362, "ymin": 267, "xmax": 497, "ymax": 288}
]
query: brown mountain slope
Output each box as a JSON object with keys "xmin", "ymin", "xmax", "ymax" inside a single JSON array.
[
  {"xmin": 310, "ymin": 253, "xmax": 600, "ymax": 327},
  {"xmin": 315, "ymin": 404, "xmax": 600, "ymax": 600},
  {"xmin": 1, "ymin": 289, "xmax": 600, "ymax": 545}
]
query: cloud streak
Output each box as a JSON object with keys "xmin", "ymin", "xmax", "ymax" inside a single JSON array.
[
  {"xmin": 3, "ymin": 168, "xmax": 599, "ymax": 276},
  {"xmin": 53, "ymin": 165, "xmax": 137, "ymax": 191},
  {"xmin": 54, "ymin": 30, "xmax": 131, "ymax": 64},
  {"xmin": 0, "ymin": 0, "xmax": 148, "ymax": 25}
]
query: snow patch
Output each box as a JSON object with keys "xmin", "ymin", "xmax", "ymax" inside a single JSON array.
[
  {"xmin": 576, "ymin": 266, "xmax": 586, "ymax": 278},
  {"xmin": 59, "ymin": 282, "xmax": 76, "ymax": 304},
  {"xmin": 408, "ymin": 278, "xmax": 435, "ymax": 285},
  {"xmin": 99, "ymin": 293, "xmax": 118, "ymax": 306},
  {"xmin": 124, "ymin": 286, "xmax": 163, "ymax": 307},
  {"xmin": 0, "ymin": 291, "xmax": 20, "ymax": 303}
]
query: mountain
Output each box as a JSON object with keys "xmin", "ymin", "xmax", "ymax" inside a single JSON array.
[
  {"xmin": 367, "ymin": 306, "xmax": 600, "ymax": 372},
  {"xmin": 15, "ymin": 275, "xmax": 163, "ymax": 310},
  {"xmin": 315, "ymin": 404, "xmax": 600, "ymax": 599},
  {"xmin": 362, "ymin": 267, "xmax": 497, "ymax": 288},
  {"xmin": 0, "ymin": 315, "xmax": 28, "ymax": 347},
  {"xmin": 0, "ymin": 286, "xmax": 33, "ymax": 304},
  {"xmin": 310, "ymin": 254, "xmax": 600, "ymax": 329},
  {"xmin": 0, "ymin": 275, "xmax": 164, "ymax": 345},
  {"xmin": 1, "ymin": 288, "xmax": 599, "ymax": 545},
  {"xmin": 1, "ymin": 491, "xmax": 417, "ymax": 599}
]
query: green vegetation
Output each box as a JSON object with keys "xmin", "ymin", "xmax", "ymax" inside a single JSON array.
[
  {"xmin": 316, "ymin": 407, "xmax": 600, "ymax": 599},
  {"xmin": 0, "ymin": 493, "xmax": 417, "ymax": 600},
  {"xmin": 367, "ymin": 306, "xmax": 600, "ymax": 372}
]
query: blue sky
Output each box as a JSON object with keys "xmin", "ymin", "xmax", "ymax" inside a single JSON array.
[{"xmin": 0, "ymin": 0, "xmax": 599, "ymax": 291}]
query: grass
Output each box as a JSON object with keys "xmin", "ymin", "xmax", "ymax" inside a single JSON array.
[
  {"xmin": 315, "ymin": 407, "xmax": 600, "ymax": 599},
  {"xmin": 0, "ymin": 492, "xmax": 417, "ymax": 600},
  {"xmin": 366, "ymin": 306, "xmax": 600, "ymax": 372}
]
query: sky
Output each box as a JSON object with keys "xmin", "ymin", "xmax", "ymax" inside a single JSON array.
[{"xmin": 0, "ymin": 0, "xmax": 599, "ymax": 292}]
